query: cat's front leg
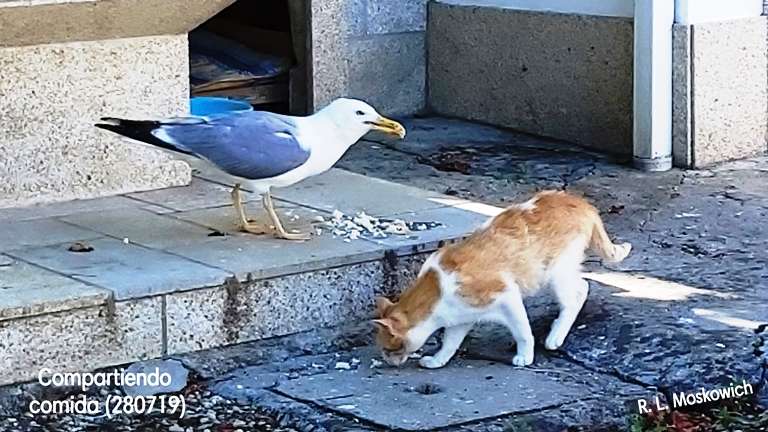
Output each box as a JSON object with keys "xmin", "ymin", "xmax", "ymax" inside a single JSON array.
[{"xmin": 419, "ymin": 323, "xmax": 473, "ymax": 369}]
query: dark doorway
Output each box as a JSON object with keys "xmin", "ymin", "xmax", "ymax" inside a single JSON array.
[{"xmin": 190, "ymin": 0, "xmax": 309, "ymax": 115}]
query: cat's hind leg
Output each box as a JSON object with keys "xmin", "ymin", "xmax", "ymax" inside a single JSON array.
[
  {"xmin": 545, "ymin": 275, "xmax": 589, "ymax": 350},
  {"xmin": 419, "ymin": 323, "xmax": 473, "ymax": 369},
  {"xmin": 498, "ymin": 285, "xmax": 535, "ymax": 366}
]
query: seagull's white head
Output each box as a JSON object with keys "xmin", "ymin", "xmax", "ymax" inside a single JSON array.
[{"xmin": 320, "ymin": 98, "xmax": 406, "ymax": 141}]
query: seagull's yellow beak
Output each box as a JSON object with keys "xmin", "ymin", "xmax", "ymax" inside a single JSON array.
[{"xmin": 370, "ymin": 116, "xmax": 406, "ymax": 139}]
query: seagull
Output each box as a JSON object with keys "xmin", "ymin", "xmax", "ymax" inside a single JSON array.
[{"xmin": 96, "ymin": 98, "xmax": 406, "ymax": 240}]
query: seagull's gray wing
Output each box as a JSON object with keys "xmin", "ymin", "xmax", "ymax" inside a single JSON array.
[{"xmin": 153, "ymin": 112, "xmax": 310, "ymax": 180}]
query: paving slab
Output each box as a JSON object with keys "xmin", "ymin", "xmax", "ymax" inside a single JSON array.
[
  {"xmin": 0, "ymin": 218, "xmax": 101, "ymax": 252},
  {"xmin": 363, "ymin": 205, "xmax": 491, "ymax": 255},
  {"xmin": 0, "ymin": 195, "xmax": 140, "ymax": 223},
  {"xmin": 6, "ymin": 238, "xmax": 231, "ymax": 300},
  {"xmin": 276, "ymin": 359, "xmax": 584, "ymax": 430},
  {"xmin": 0, "ymin": 255, "xmax": 110, "ymax": 321},
  {"xmin": 126, "ymin": 177, "xmax": 257, "ymax": 213},
  {"xmin": 167, "ymin": 207, "xmax": 385, "ymax": 280},
  {"xmin": 272, "ymin": 169, "xmax": 451, "ymax": 216},
  {"xmin": 61, "ymin": 207, "xmax": 221, "ymax": 250}
]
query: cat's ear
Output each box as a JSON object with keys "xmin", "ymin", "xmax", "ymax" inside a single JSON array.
[
  {"xmin": 372, "ymin": 318, "xmax": 404, "ymax": 336},
  {"xmin": 372, "ymin": 318, "xmax": 389, "ymax": 329},
  {"xmin": 372, "ymin": 318, "xmax": 393, "ymax": 333},
  {"xmin": 375, "ymin": 296, "xmax": 394, "ymax": 316}
]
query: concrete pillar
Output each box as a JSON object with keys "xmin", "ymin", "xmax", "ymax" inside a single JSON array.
[{"xmin": 633, "ymin": 0, "xmax": 674, "ymax": 171}]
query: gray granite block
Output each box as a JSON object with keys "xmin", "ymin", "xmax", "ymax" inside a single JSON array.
[
  {"xmin": 0, "ymin": 255, "xmax": 110, "ymax": 321},
  {"xmin": 0, "ymin": 297, "xmax": 163, "ymax": 386},
  {"xmin": 7, "ymin": 238, "xmax": 231, "ymax": 300},
  {"xmin": 367, "ymin": 0, "xmax": 427, "ymax": 34},
  {"xmin": 346, "ymin": 32, "xmax": 426, "ymax": 116},
  {"xmin": 689, "ymin": 17, "xmax": 768, "ymax": 166},
  {"xmin": 672, "ymin": 24, "xmax": 693, "ymax": 168},
  {"xmin": 428, "ymin": 3, "xmax": 633, "ymax": 154},
  {"xmin": 165, "ymin": 254, "xmax": 426, "ymax": 354}
]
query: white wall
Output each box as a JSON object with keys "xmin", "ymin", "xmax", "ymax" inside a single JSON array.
[{"xmin": 675, "ymin": 0, "xmax": 763, "ymax": 24}]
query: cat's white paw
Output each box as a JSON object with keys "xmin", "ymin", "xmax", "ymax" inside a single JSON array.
[
  {"xmin": 545, "ymin": 333, "xmax": 564, "ymax": 350},
  {"xmin": 419, "ymin": 356, "xmax": 447, "ymax": 369},
  {"xmin": 512, "ymin": 352, "xmax": 534, "ymax": 367},
  {"xmin": 615, "ymin": 242, "xmax": 632, "ymax": 262}
]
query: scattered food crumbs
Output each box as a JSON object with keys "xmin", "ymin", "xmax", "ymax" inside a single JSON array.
[
  {"xmin": 315, "ymin": 210, "xmax": 442, "ymax": 241},
  {"xmin": 408, "ymin": 353, "xmax": 422, "ymax": 359},
  {"xmin": 122, "ymin": 238, "xmax": 130, "ymax": 244},
  {"xmin": 67, "ymin": 242, "xmax": 94, "ymax": 253},
  {"xmin": 350, "ymin": 358, "xmax": 361, "ymax": 365},
  {"xmin": 577, "ymin": 324, "xmax": 587, "ymax": 330},
  {"xmin": 370, "ymin": 358, "xmax": 383, "ymax": 369},
  {"xmin": 675, "ymin": 212, "xmax": 702, "ymax": 218},
  {"xmin": 334, "ymin": 361, "xmax": 351, "ymax": 370},
  {"xmin": 715, "ymin": 343, "xmax": 726, "ymax": 349}
]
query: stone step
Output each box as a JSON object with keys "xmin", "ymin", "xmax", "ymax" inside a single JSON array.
[
  {"xmin": 0, "ymin": 0, "xmax": 234, "ymax": 48},
  {"xmin": 0, "ymin": 168, "xmax": 492, "ymax": 386}
]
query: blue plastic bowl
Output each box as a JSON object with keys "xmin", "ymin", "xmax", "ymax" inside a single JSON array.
[{"xmin": 190, "ymin": 97, "xmax": 253, "ymax": 116}]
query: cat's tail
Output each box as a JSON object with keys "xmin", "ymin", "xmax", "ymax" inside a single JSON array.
[{"xmin": 589, "ymin": 213, "xmax": 632, "ymax": 263}]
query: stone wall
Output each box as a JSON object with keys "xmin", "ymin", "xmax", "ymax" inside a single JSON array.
[
  {"xmin": 310, "ymin": 0, "xmax": 427, "ymax": 115},
  {"xmin": 0, "ymin": 0, "xmax": 234, "ymax": 208},
  {"xmin": 0, "ymin": 36, "xmax": 192, "ymax": 208},
  {"xmin": 672, "ymin": 17, "xmax": 768, "ymax": 167},
  {"xmin": 428, "ymin": 2, "xmax": 634, "ymax": 155}
]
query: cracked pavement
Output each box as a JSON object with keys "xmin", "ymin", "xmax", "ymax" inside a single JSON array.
[{"xmin": 2, "ymin": 117, "xmax": 766, "ymax": 431}]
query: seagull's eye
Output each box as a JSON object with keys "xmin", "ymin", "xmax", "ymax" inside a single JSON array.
[{"xmin": 356, "ymin": 110, "xmax": 365, "ymax": 116}]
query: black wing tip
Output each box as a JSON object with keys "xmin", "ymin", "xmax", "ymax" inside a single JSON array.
[{"xmin": 96, "ymin": 117, "xmax": 122, "ymax": 126}]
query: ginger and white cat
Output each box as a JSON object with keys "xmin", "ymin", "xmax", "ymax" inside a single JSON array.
[{"xmin": 374, "ymin": 191, "xmax": 631, "ymax": 369}]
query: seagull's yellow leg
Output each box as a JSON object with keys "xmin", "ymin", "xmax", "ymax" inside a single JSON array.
[
  {"xmin": 262, "ymin": 191, "xmax": 310, "ymax": 241},
  {"xmin": 230, "ymin": 183, "xmax": 269, "ymax": 235}
]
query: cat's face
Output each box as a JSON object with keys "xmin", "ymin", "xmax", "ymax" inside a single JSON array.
[
  {"xmin": 373, "ymin": 270, "xmax": 442, "ymax": 366},
  {"xmin": 373, "ymin": 297, "xmax": 412, "ymax": 366}
]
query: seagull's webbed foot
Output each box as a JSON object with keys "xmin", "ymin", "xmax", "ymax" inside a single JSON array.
[
  {"xmin": 231, "ymin": 183, "xmax": 269, "ymax": 235},
  {"xmin": 262, "ymin": 192, "xmax": 311, "ymax": 241}
]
